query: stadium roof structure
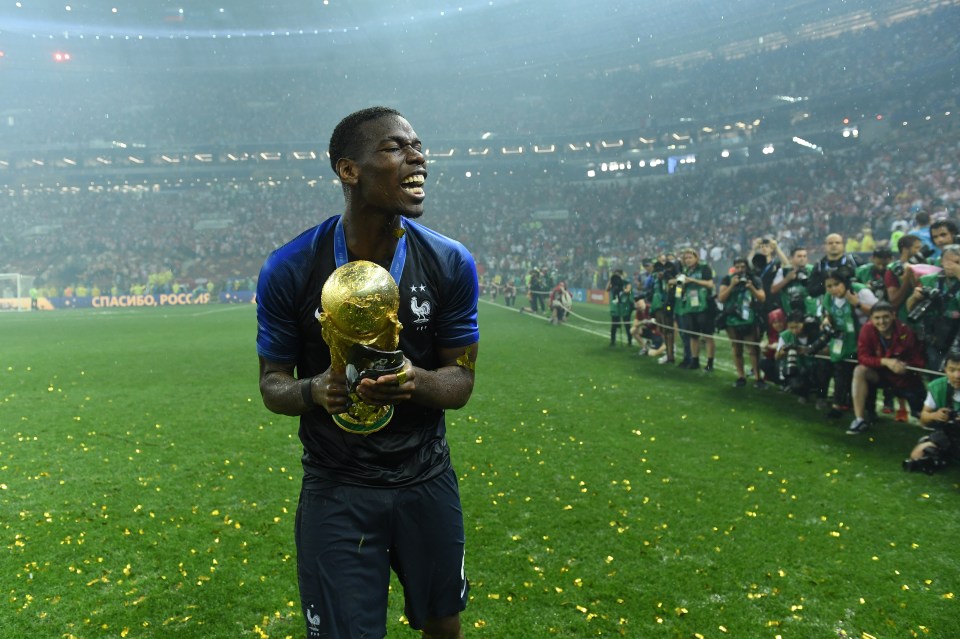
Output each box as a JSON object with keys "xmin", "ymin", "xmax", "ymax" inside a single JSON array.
[
  {"xmin": 0, "ymin": 0, "xmax": 956, "ymax": 187},
  {"xmin": 0, "ymin": 0, "xmax": 950, "ymax": 73}
]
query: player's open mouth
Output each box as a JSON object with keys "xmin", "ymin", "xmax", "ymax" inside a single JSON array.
[{"xmin": 400, "ymin": 174, "xmax": 425, "ymax": 198}]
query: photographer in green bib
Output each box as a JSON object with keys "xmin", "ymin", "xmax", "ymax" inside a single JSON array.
[
  {"xmin": 607, "ymin": 269, "xmax": 633, "ymax": 347},
  {"xmin": 718, "ymin": 257, "xmax": 766, "ymax": 388},
  {"xmin": 905, "ymin": 243, "xmax": 960, "ymax": 372},
  {"xmin": 675, "ymin": 247, "xmax": 717, "ymax": 371},
  {"xmin": 771, "ymin": 246, "xmax": 816, "ymax": 316},
  {"xmin": 821, "ymin": 267, "xmax": 878, "ymax": 418}
]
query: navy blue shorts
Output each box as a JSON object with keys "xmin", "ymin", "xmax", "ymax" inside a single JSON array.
[{"xmin": 295, "ymin": 467, "xmax": 468, "ymax": 638}]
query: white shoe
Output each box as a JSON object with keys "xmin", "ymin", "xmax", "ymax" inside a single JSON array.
[{"xmin": 657, "ymin": 354, "xmax": 669, "ymax": 364}]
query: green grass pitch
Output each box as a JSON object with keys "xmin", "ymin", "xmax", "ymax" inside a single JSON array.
[{"xmin": 1, "ymin": 301, "xmax": 958, "ymax": 638}]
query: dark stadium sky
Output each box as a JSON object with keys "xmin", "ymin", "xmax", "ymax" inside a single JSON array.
[{"xmin": 0, "ymin": 0, "xmax": 922, "ymax": 72}]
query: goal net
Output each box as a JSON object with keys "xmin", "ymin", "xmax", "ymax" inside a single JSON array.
[{"xmin": 0, "ymin": 273, "xmax": 35, "ymax": 311}]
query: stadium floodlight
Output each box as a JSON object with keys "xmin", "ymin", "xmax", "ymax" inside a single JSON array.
[
  {"xmin": 792, "ymin": 136, "xmax": 823, "ymax": 154},
  {"xmin": 128, "ymin": 156, "xmax": 144, "ymax": 164},
  {"xmin": 721, "ymin": 150, "xmax": 730, "ymax": 158},
  {"xmin": 762, "ymin": 144, "xmax": 775, "ymax": 155},
  {"xmin": 567, "ymin": 143, "xmax": 584, "ymax": 151},
  {"xmin": 501, "ymin": 146, "xmax": 523, "ymax": 155},
  {"xmin": 292, "ymin": 151, "xmax": 317, "ymax": 160},
  {"xmin": 481, "ymin": 132, "xmax": 492, "ymax": 140},
  {"xmin": 194, "ymin": 153, "xmax": 213, "ymax": 162},
  {"xmin": 426, "ymin": 149, "xmax": 455, "ymax": 157},
  {"xmin": 161, "ymin": 155, "xmax": 180, "ymax": 164},
  {"xmin": 258, "ymin": 152, "xmax": 281, "ymax": 161},
  {"xmin": 467, "ymin": 148, "xmax": 489, "ymax": 156},
  {"xmin": 600, "ymin": 139, "xmax": 623, "ymax": 148},
  {"xmin": 533, "ymin": 145, "xmax": 555, "ymax": 154},
  {"xmin": 63, "ymin": 158, "xmax": 76, "ymax": 165}
]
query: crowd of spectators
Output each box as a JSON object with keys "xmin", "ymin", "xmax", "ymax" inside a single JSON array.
[
  {"xmin": 2, "ymin": 123, "xmax": 958, "ymax": 298},
  {"xmin": 1, "ymin": 5, "xmax": 956, "ymax": 151}
]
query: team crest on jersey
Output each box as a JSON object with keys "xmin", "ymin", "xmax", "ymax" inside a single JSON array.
[{"xmin": 408, "ymin": 284, "xmax": 431, "ymax": 324}]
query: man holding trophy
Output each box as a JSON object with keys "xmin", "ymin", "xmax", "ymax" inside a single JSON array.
[{"xmin": 256, "ymin": 107, "xmax": 480, "ymax": 639}]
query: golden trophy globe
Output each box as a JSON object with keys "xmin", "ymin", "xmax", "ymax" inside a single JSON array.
[{"xmin": 318, "ymin": 260, "xmax": 404, "ymax": 435}]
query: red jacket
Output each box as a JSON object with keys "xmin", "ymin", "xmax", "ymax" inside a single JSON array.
[{"xmin": 857, "ymin": 320, "xmax": 925, "ymax": 388}]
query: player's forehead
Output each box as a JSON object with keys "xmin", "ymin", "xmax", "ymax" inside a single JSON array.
[{"xmin": 361, "ymin": 115, "xmax": 419, "ymax": 146}]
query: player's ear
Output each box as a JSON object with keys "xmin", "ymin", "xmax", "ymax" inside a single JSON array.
[{"xmin": 337, "ymin": 158, "xmax": 359, "ymax": 186}]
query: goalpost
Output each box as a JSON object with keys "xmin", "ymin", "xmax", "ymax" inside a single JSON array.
[{"xmin": 0, "ymin": 273, "xmax": 35, "ymax": 311}]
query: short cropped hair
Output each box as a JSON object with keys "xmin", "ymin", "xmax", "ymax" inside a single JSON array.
[
  {"xmin": 870, "ymin": 301, "xmax": 894, "ymax": 316},
  {"xmin": 328, "ymin": 106, "xmax": 404, "ymax": 176},
  {"xmin": 931, "ymin": 219, "xmax": 959, "ymax": 237},
  {"xmin": 941, "ymin": 244, "xmax": 960, "ymax": 261},
  {"xmin": 897, "ymin": 234, "xmax": 921, "ymax": 252},
  {"xmin": 944, "ymin": 349, "xmax": 960, "ymax": 367}
]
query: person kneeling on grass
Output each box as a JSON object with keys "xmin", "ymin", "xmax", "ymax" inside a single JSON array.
[
  {"xmin": 776, "ymin": 311, "xmax": 832, "ymax": 406},
  {"xmin": 904, "ymin": 349, "xmax": 960, "ymax": 474},
  {"xmin": 848, "ymin": 301, "xmax": 926, "ymax": 435}
]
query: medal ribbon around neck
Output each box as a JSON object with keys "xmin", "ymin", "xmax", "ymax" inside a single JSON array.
[{"xmin": 334, "ymin": 215, "xmax": 407, "ymax": 284}]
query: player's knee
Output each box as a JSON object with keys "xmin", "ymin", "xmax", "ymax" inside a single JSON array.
[{"xmin": 421, "ymin": 614, "xmax": 462, "ymax": 639}]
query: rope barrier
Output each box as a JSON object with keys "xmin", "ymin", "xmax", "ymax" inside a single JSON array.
[{"xmin": 495, "ymin": 292, "xmax": 943, "ymax": 378}]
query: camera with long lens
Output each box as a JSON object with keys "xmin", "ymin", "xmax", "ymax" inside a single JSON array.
[
  {"xmin": 903, "ymin": 412, "xmax": 957, "ymax": 473},
  {"xmin": 907, "ymin": 286, "xmax": 945, "ymax": 323},
  {"xmin": 653, "ymin": 263, "xmax": 678, "ymax": 281},
  {"xmin": 919, "ymin": 244, "xmax": 936, "ymax": 260},
  {"xmin": 807, "ymin": 323, "xmax": 842, "ymax": 354},
  {"xmin": 868, "ymin": 278, "xmax": 887, "ymax": 299},
  {"xmin": 902, "ymin": 447, "xmax": 948, "ymax": 474},
  {"xmin": 794, "ymin": 269, "xmax": 808, "ymax": 283},
  {"xmin": 780, "ymin": 345, "xmax": 800, "ymax": 378}
]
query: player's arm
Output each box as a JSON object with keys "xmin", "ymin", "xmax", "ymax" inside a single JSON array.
[
  {"xmin": 258, "ymin": 356, "xmax": 348, "ymax": 416},
  {"xmin": 356, "ymin": 342, "xmax": 479, "ymax": 410}
]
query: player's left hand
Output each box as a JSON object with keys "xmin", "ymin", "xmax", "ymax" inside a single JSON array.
[{"xmin": 354, "ymin": 358, "xmax": 416, "ymax": 405}]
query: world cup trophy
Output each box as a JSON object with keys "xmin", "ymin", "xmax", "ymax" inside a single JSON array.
[{"xmin": 318, "ymin": 260, "xmax": 405, "ymax": 435}]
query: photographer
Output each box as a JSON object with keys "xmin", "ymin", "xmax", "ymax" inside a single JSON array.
[
  {"xmin": 718, "ymin": 257, "xmax": 766, "ymax": 388},
  {"xmin": 776, "ymin": 311, "xmax": 831, "ymax": 405},
  {"xmin": 771, "ymin": 246, "xmax": 814, "ymax": 316},
  {"xmin": 904, "ymin": 349, "xmax": 960, "ymax": 474},
  {"xmin": 650, "ymin": 253, "xmax": 678, "ymax": 364},
  {"xmin": 821, "ymin": 267, "xmax": 878, "ymax": 418},
  {"xmin": 906, "ymin": 243, "xmax": 960, "ymax": 372},
  {"xmin": 606, "ymin": 268, "xmax": 633, "ymax": 347},
  {"xmin": 807, "ymin": 233, "xmax": 861, "ymax": 298},
  {"xmin": 675, "ymin": 247, "xmax": 717, "ymax": 371},
  {"xmin": 855, "ymin": 247, "xmax": 893, "ymax": 303},
  {"xmin": 927, "ymin": 218, "xmax": 959, "ymax": 266},
  {"xmin": 848, "ymin": 302, "xmax": 926, "ymax": 434},
  {"xmin": 885, "ymin": 234, "xmax": 924, "ymax": 318},
  {"xmin": 749, "ymin": 236, "xmax": 788, "ymax": 314},
  {"xmin": 549, "ymin": 280, "xmax": 573, "ymax": 325}
]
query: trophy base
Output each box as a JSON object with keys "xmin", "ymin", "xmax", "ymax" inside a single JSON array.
[{"xmin": 332, "ymin": 406, "xmax": 395, "ymax": 435}]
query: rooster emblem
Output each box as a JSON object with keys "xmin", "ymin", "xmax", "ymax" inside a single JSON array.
[
  {"xmin": 306, "ymin": 606, "xmax": 321, "ymax": 635},
  {"xmin": 410, "ymin": 296, "xmax": 431, "ymax": 323}
]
